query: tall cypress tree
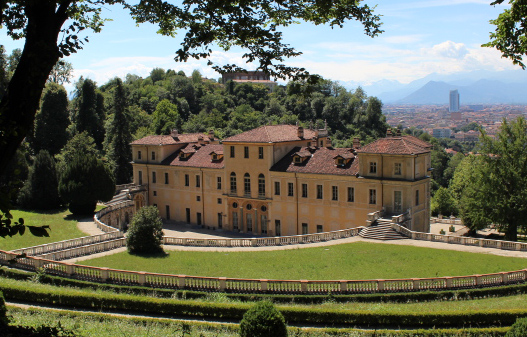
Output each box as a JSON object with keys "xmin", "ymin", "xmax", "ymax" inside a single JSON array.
[
  {"xmin": 31, "ymin": 83, "xmax": 70, "ymax": 156},
  {"xmin": 74, "ymin": 78, "xmax": 105, "ymax": 149},
  {"xmin": 106, "ymin": 78, "xmax": 132, "ymax": 184}
]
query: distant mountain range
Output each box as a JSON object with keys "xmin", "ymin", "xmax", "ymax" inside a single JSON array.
[{"xmin": 339, "ymin": 70, "xmax": 527, "ymax": 104}]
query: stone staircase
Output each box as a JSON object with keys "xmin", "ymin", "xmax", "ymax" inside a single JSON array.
[
  {"xmin": 105, "ymin": 189, "xmax": 130, "ymax": 206},
  {"xmin": 359, "ymin": 219, "xmax": 408, "ymax": 240}
]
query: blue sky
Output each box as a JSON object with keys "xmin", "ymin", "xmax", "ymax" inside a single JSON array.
[{"xmin": 0, "ymin": 1, "xmax": 523, "ymax": 91}]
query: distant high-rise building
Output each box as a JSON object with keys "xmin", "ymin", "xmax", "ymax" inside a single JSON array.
[{"xmin": 449, "ymin": 90, "xmax": 460, "ymax": 112}]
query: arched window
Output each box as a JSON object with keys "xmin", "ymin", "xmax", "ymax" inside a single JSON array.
[
  {"xmin": 258, "ymin": 174, "xmax": 265, "ymax": 198},
  {"xmin": 230, "ymin": 172, "xmax": 237, "ymax": 194},
  {"xmin": 244, "ymin": 173, "xmax": 251, "ymax": 196}
]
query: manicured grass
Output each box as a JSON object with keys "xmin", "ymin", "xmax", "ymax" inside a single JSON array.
[
  {"xmin": 0, "ymin": 209, "xmax": 88, "ymax": 251},
  {"xmin": 81, "ymin": 242, "xmax": 527, "ymax": 280}
]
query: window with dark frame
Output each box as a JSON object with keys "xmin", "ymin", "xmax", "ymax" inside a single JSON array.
[
  {"xmin": 258, "ymin": 147, "xmax": 264, "ymax": 159},
  {"xmin": 244, "ymin": 173, "xmax": 251, "ymax": 195},
  {"xmin": 302, "ymin": 223, "xmax": 308, "ymax": 235},
  {"xmin": 151, "ymin": 151, "xmax": 155, "ymax": 161},
  {"xmin": 164, "ymin": 172, "xmax": 169, "ymax": 184},
  {"xmin": 196, "ymin": 175, "xmax": 200, "ymax": 187},
  {"xmin": 369, "ymin": 189, "xmax": 377, "ymax": 204},
  {"xmin": 244, "ymin": 146, "xmax": 249, "ymax": 158},
  {"xmin": 288, "ymin": 182, "xmax": 294, "ymax": 196},
  {"xmin": 230, "ymin": 146, "xmax": 235, "ymax": 158},
  {"xmin": 184, "ymin": 174, "xmax": 189, "ymax": 186},
  {"xmin": 138, "ymin": 171, "xmax": 143, "ymax": 185},
  {"xmin": 152, "ymin": 171, "xmax": 156, "ymax": 183},
  {"xmin": 230, "ymin": 172, "xmax": 237, "ymax": 194},
  {"xmin": 316, "ymin": 185, "xmax": 323, "ymax": 199},
  {"xmin": 332, "ymin": 186, "xmax": 338, "ymax": 201},
  {"xmin": 347, "ymin": 187, "xmax": 354, "ymax": 202},
  {"xmin": 258, "ymin": 174, "xmax": 265, "ymax": 197},
  {"xmin": 274, "ymin": 181, "xmax": 280, "ymax": 195},
  {"xmin": 302, "ymin": 183, "xmax": 308, "ymax": 198},
  {"xmin": 317, "ymin": 225, "xmax": 323, "ymax": 233},
  {"xmin": 138, "ymin": 151, "xmax": 142, "ymax": 160},
  {"xmin": 416, "ymin": 190, "xmax": 420, "ymax": 205},
  {"xmin": 217, "ymin": 176, "xmax": 222, "ymax": 189},
  {"xmin": 370, "ymin": 162, "xmax": 377, "ymax": 174},
  {"xmin": 394, "ymin": 162, "xmax": 402, "ymax": 175}
]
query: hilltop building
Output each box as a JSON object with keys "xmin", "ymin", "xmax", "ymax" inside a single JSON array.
[
  {"xmin": 222, "ymin": 71, "xmax": 277, "ymax": 89},
  {"xmin": 130, "ymin": 125, "xmax": 432, "ymax": 235}
]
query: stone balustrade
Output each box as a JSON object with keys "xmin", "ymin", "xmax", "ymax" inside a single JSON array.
[
  {"xmin": 391, "ymin": 223, "xmax": 527, "ymax": 252},
  {"xmin": 1, "ymin": 248, "xmax": 527, "ymax": 294},
  {"xmin": 162, "ymin": 227, "xmax": 362, "ymax": 247}
]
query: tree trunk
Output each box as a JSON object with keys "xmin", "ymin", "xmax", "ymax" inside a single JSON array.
[
  {"xmin": 0, "ymin": 2, "xmax": 66, "ymax": 179},
  {"xmin": 504, "ymin": 222, "xmax": 518, "ymax": 242}
]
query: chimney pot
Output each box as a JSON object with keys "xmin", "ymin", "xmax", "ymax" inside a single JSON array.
[{"xmin": 297, "ymin": 126, "xmax": 304, "ymax": 138}]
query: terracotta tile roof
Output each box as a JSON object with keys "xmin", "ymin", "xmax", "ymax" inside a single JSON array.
[
  {"xmin": 223, "ymin": 125, "xmax": 317, "ymax": 143},
  {"xmin": 271, "ymin": 147, "xmax": 359, "ymax": 176},
  {"xmin": 131, "ymin": 133, "xmax": 217, "ymax": 145},
  {"xmin": 357, "ymin": 136, "xmax": 431, "ymax": 155},
  {"xmin": 161, "ymin": 144, "xmax": 224, "ymax": 169}
]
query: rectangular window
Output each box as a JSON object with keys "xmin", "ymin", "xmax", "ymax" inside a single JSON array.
[
  {"xmin": 152, "ymin": 171, "xmax": 157, "ymax": 184},
  {"xmin": 217, "ymin": 213, "xmax": 223, "ymax": 229},
  {"xmin": 258, "ymin": 147, "xmax": 264, "ymax": 159},
  {"xmin": 138, "ymin": 171, "xmax": 143, "ymax": 185},
  {"xmin": 151, "ymin": 151, "xmax": 156, "ymax": 161},
  {"xmin": 274, "ymin": 181, "xmax": 281, "ymax": 196},
  {"xmin": 153, "ymin": 203, "xmax": 157, "ymax": 208},
  {"xmin": 230, "ymin": 146, "xmax": 235, "ymax": 158},
  {"xmin": 196, "ymin": 175, "xmax": 201, "ymax": 188},
  {"xmin": 217, "ymin": 198, "xmax": 222, "ymax": 204},
  {"xmin": 186, "ymin": 208, "xmax": 191, "ymax": 223},
  {"xmin": 302, "ymin": 223, "xmax": 308, "ymax": 235},
  {"xmin": 165, "ymin": 205, "xmax": 170, "ymax": 220},
  {"xmin": 288, "ymin": 182, "xmax": 294, "ymax": 197},
  {"xmin": 244, "ymin": 146, "xmax": 249, "ymax": 158},
  {"xmin": 217, "ymin": 177, "xmax": 222, "ymax": 190},
  {"xmin": 317, "ymin": 225, "xmax": 323, "ymax": 233},
  {"xmin": 196, "ymin": 196, "xmax": 201, "ymax": 201},
  {"xmin": 164, "ymin": 172, "xmax": 169, "ymax": 184},
  {"xmin": 317, "ymin": 185, "xmax": 323, "ymax": 199},
  {"xmin": 302, "ymin": 183, "xmax": 308, "ymax": 198},
  {"xmin": 137, "ymin": 151, "xmax": 142, "ymax": 160},
  {"xmin": 275, "ymin": 220, "xmax": 281, "ymax": 236},
  {"xmin": 394, "ymin": 162, "xmax": 402, "ymax": 176},
  {"xmin": 184, "ymin": 174, "xmax": 189, "ymax": 186},
  {"xmin": 261, "ymin": 215, "xmax": 267, "ymax": 234},
  {"xmin": 370, "ymin": 162, "xmax": 377, "ymax": 174},
  {"xmin": 197, "ymin": 213, "xmax": 202, "ymax": 226},
  {"xmin": 416, "ymin": 190, "xmax": 420, "ymax": 206},
  {"xmin": 347, "ymin": 187, "xmax": 354, "ymax": 202},
  {"xmin": 230, "ymin": 174, "xmax": 237, "ymax": 194},
  {"xmin": 394, "ymin": 191, "xmax": 402, "ymax": 213},
  {"xmin": 246, "ymin": 213, "xmax": 253, "ymax": 232},
  {"xmin": 153, "ymin": 191, "xmax": 157, "ymax": 196},
  {"xmin": 332, "ymin": 186, "xmax": 338, "ymax": 201},
  {"xmin": 369, "ymin": 189, "xmax": 377, "ymax": 204}
]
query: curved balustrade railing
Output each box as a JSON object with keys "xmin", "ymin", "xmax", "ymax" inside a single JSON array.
[
  {"xmin": 390, "ymin": 223, "xmax": 527, "ymax": 252},
  {"xmin": 1, "ymin": 248, "xmax": 527, "ymax": 294}
]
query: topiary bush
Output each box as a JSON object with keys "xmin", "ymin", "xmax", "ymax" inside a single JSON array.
[
  {"xmin": 506, "ymin": 317, "xmax": 527, "ymax": 337},
  {"xmin": 126, "ymin": 206, "xmax": 164, "ymax": 254},
  {"xmin": 0, "ymin": 290, "xmax": 9, "ymax": 327},
  {"xmin": 239, "ymin": 301, "xmax": 287, "ymax": 337}
]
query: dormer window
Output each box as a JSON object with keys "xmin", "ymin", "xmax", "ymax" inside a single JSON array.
[
  {"xmin": 212, "ymin": 154, "xmax": 218, "ymax": 160},
  {"xmin": 337, "ymin": 158, "xmax": 344, "ymax": 166},
  {"xmin": 333, "ymin": 153, "xmax": 353, "ymax": 167},
  {"xmin": 294, "ymin": 156, "xmax": 302, "ymax": 164},
  {"xmin": 209, "ymin": 151, "xmax": 224, "ymax": 162}
]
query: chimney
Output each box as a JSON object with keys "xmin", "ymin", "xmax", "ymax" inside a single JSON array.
[
  {"xmin": 386, "ymin": 129, "xmax": 392, "ymax": 137},
  {"xmin": 326, "ymin": 137, "xmax": 332, "ymax": 148},
  {"xmin": 171, "ymin": 129, "xmax": 179, "ymax": 138},
  {"xmin": 208, "ymin": 129, "xmax": 215, "ymax": 141},
  {"xmin": 198, "ymin": 135, "xmax": 204, "ymax": 145},
  {"xmin": 297, "ymin": 126, "xmax": 304, "ymax": 138},
  {"xmin": 353, "ymin": 137, "xmax": 361, "ymax": 149}
]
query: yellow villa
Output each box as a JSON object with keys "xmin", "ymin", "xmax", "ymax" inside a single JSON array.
[{"xmin": 130, "ymin": 125, "xmax": 431, "ymax": 236}]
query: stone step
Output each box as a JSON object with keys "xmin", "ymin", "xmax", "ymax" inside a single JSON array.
[{"xmin": 359, "ymin": 221, "xmax": 407, "ymax": 240}]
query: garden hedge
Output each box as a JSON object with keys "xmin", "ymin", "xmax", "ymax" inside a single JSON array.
[{"xmin": 2, "ymin": 279, "xmax": 527, "ymax": 328}]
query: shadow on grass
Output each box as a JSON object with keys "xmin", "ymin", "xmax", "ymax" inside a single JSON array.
[
  {"xmin": 128, "ymin": 250, "xmax": 170, "ymax": 259},
  {"xmin": 15, "ymin": 207, "xmax": 69, "ymax": 216}
]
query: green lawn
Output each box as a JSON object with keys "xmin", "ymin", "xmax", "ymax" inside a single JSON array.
[
  {"xmin": 80, "ymin": 242, "xmax": 527, "ymax": 280},
  {"xmin": 0, "ymin": 209, "xmax": 88, "ymax": 251}
]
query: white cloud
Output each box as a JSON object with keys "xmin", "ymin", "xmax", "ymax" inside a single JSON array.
[{"xmin": 426, "ymin": 41, "xmax": 468, "ymax": 59}]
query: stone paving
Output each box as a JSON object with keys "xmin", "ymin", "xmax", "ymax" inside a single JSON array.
[{"xmin": 70, "ymin": 218, "xmax": 527, "ymax": 263}]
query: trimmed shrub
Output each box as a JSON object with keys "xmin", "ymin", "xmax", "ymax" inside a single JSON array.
[
  {"xmin": 239, "ymin": 301, "xmax": 287, "ymax": 337},
  {"xmin": 0, "ymin": 290, "xmax": 8, "ymax": 327},
  {"xmin": 126, "ymin": 206, "xmax": 164, "ymax": 254},
  {"xmin": 506, "ymin": 317, "xmax": 527, "ymax": 337}
]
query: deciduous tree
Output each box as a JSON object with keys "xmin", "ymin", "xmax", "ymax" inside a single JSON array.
[{"xmin": 126, "ymin": 206, "xmax": 164, "ymax": 254}]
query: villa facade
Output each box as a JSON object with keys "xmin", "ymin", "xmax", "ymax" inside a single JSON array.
[{"xmin": 130, "ymin": 125, "xmax": 432, "ymax": 236}]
